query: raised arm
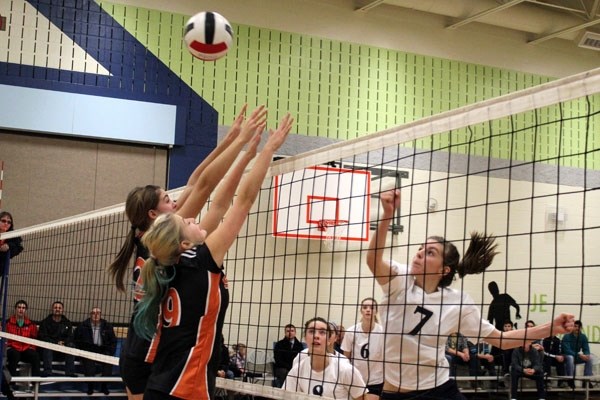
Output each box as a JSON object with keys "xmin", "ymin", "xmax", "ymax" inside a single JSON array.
[
  {"xmin": 484, "ymin": 312, "xmax": 574, "ymax": 349},
  {"xmin": 205, "ymin": 114, "xmax": 293, "ymax": 266},
  {"xmin": 176, "ymin": 105, "xmax": 267, "ymax": 219},
  {"xmin": 176, "ymin": 105, "xmax": 247, "ymax": 209},
  {"xmin": 366, "ymin": 189, "xmax": 400, "ymax": 286},
  {"xmin": 199, "ymin": 133, "xmax": 261, "ymax": 235}
]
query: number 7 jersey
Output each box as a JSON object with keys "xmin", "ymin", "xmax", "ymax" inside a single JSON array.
[{"xmin": 379, "ymin": 261, "xmax": 495, "ymax": 391}]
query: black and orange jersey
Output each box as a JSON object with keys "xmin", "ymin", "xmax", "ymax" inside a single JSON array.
[
  {"xmin": 120, "ymin": 237, "xmax": 153, "ymax": 362},
  {"xmin": 145, "ymin": 244, "xmax": 229, "ymax": 400}
]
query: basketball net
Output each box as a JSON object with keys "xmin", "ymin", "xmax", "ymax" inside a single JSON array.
[{"xmin": 317, "ymin": 220, "xmax": 348, "ymax": 251}]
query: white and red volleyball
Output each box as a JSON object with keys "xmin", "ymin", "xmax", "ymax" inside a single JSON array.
[{"xmin": 184, "ymin": 11, "xmax": 233, "ymax": 61}]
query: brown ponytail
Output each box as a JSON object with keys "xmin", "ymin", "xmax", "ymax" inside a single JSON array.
[
  {"xmin": 435, "ymin": 232, "xmax": 499, "ymax": 288},
  {"xmin": 108, "ymin": 185, "xmax": 161, "ymax": 291}
]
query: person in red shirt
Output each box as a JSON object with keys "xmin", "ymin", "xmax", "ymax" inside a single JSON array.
[{"xmin": 6, "ymin": 300, "xmax": 40, "ymax": 376}]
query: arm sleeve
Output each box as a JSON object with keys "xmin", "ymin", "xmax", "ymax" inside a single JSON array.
[
  {"xmin": 561, "ymin": 336, "xmax": 575, "ymax": 356},
  {"xmin": 38, "ymin": 321, "xmax": 49, "ymax": 342},
  {"xmin": 283, "ymin": 364, "xmax": 299, "ymax": 392},
  {"xmin": 458, "ymin": 296, "xmax": 496, "ymax": 340},
  {"xmin": 342, "ymin": 364, "xmax": 366, "ymax": 400},
  {"xmin": 380, "ymin": 261, "xmax": 407, "ymax": 298},
  {"xmin": 7, "ymin": 237, "xmax": 23, "ymax": 258},
  {"xmin": 582, "ymin": 336, "xmax": 591, "ymax": 355},
  {"xmin": 273, "ymin": 342, "xmax": 283, "ymax": 365},
  {"xmin": 341, "ymin": 330, "xmax": 354, "ymax": 354}
]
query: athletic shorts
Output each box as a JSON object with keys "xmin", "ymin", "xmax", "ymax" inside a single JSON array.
[
  {"xmin": 381, "ymin": 380, "xmax": 466, "ymax": 400},
  {"xmin": 367, "ymin": 382, "xmax": 384, "ymax": 396},
  {"xmin": 119, "ymin": 354, "xmax": 151, "ymax": 394}
]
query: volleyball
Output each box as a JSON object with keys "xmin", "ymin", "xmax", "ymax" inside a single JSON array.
[{"xmin": 183, "ymin": 11, "xmax": 233, "ymax": 61}]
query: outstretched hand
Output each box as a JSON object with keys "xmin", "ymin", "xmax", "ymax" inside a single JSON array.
[
  {"xmin": 244, "ymin": 133, "xmax": 261, "ymax": 160},
  {"xmin": 222, "ymin": 104, "xmax": 248, "ymax": 145},
  {"xmin": 552, "ymin": 313, "xmax": 575, "ymax": 335},
  {"xmin": 265, "ymin": 113, "xmax": 293, "ymax": 152},
  {"xmin": 239, "ymin": 105, "xmax": 268, "ymax": 143},
  {"xmin": 380, "ymin": 189, "xmax": 400, "ymax": 216}
]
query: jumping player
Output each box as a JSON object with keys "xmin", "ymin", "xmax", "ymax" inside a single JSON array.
[
  {"xmin": 366, "ymin": 188, "xmax": 575, "ymax": 400},
  {"xmin": 109, "ymin": 104, "xmax": 267, "ymax": 399},
  {"xmin": 135, "ymin": 113, "xmax": 293, "ymax": 400}
]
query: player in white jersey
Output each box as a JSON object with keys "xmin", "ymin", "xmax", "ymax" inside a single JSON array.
[
  {"xmin": 342, "ymin": 298, "xmax": 384, "ymax": 396},
  {"xmin": 284, "ymin": 317, "xmax": 376, "ymax": 400},
  {"xmin": 367, "ymin": 189, "xmax": 575, "ymax": 400}
]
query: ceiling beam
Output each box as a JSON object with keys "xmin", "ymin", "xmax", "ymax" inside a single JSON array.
[
  {"xmin": 590, "ymin": 0, "xmax": 600, "ymax": 19},
  {"xmin": 355, "ymin": 0, "xmax": 385, "ymax": 12},
  {"xmin": 446, "ymin": 0, "xmax": 527, "ymax": 29},
  {"xmin": 528, "ymin": 17, "xmax": 600, "ymax": 44}
]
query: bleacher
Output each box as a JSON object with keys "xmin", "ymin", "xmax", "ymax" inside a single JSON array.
[{"xmin": 452, "ymin": 363, "xmax": 600, "ymax": 400}]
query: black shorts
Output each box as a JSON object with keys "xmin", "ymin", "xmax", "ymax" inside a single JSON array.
[
  {"xmin": 381, "ymin": 380, "xmax": 465, "ymax": 400},
  {"xmin": 119, "ymin": 354, "xmax": 152, "ymax": 394},
  {"xmin": 367, "ymin": 382, "xmax": 384, "ymax": 396}
]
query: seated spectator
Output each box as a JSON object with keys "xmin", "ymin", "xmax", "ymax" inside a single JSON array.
[
  {"xmin": 510, "ymin": 341, "xmax": 545, "ymax": 400},
  {"xmin": 542, "ymin": 334, "xmax": 567, "ymax": 388},
  {"xmin": 475, "ymin": 340, "xmax": 496, "ymax": 377},
  {"xmin": 492, "ymin": 320, "xmax": 515, "ymax": 375},
  {"xmin": 274, "ymin": 324, "xmax": 304, "ymax": 387},
  {"xmin": 217, "ymin": 335, "xmax": 234, "ymax": 380},
  {"xmin": 445, "ymin": 332, "xmax": 478, "ymax": 387},
  {"xmin": 38, "ymin": 301, "xmax": 76, "ymax": 376},
  {"xmin": 562, "ymin": 319, "xmax": 594, "ymax": 388},
  {"xmin": 283, "ymin": 317, "xmax": 368, "ymax": 400},
  {"xmin": 229, "ymin": 343, "xmax": 247, "ymax": 378},
  {"xmin": 74, "ymin": 307, "xmax": 117, "ymax": 395},
  {"xmin": 6, "ymin": 300, "xmax": 40, "ymax": 377}
]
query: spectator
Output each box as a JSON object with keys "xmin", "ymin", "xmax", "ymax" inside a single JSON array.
[
  {"xmin": 542, "ymin": 334, "xmax": 567, "ymax": 388},
  {"xmin": 562, "ymin": 320, "xmax": 594, "ymax": 388},
  {"xmin": 38, "ymin": 301, "xmax": 76, "ymax": 377},
  {"xmin": 230, "ymin": 343, "xmax": 247, "ymax": 378},
  {"xmin": 217, "ymin": 335, "xmax": 234, "ymax": 380},
  {"xmin": 475, "ymin": 341, "xmax": 496, "ymax": 378},
  {"xmin": 74, "ymin": 307, "xmax": 117, "ymax": 395},
  {"xmin": 487, "ymin": 281, "xmax": 521, "ymax": 331},
  {"xmin": 510, "ymin": 341, "xmax": 546, "ymax": 400},
  {"xmin": 492, "ymin": 320, "xmax": 515, "ymax": 375},
  {"xmin": 274, "ymin": 324, "xmax": 304, "ymax": 387},
  {"xmin": 6, "ymin": 300, "xmax": 40, "ymax": 377},
  {"xmin": 283, "ymin": 317, "xmax": 368, "ymax": 400},
  {"xmin": 445, "ymin": 333, "xmax": 479, "ymax": 388},
  {"xmin": 0, "ymin": 211, "xmax": 24, "ymax": 276}
]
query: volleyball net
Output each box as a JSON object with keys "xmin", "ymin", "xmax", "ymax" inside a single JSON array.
[{"xmin": 0, "ymin": 67, "xmax": 598, "ymax": 395}]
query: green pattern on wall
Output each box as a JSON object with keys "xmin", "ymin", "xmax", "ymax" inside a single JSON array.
[{"xmin": 100, "ymin": 2, "xmax": 598, "ymax": 170}]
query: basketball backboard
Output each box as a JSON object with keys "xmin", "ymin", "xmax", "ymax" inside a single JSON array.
[{"xmin": 272, "ymin": 166, "xmax": 370, "ymax": 242}]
